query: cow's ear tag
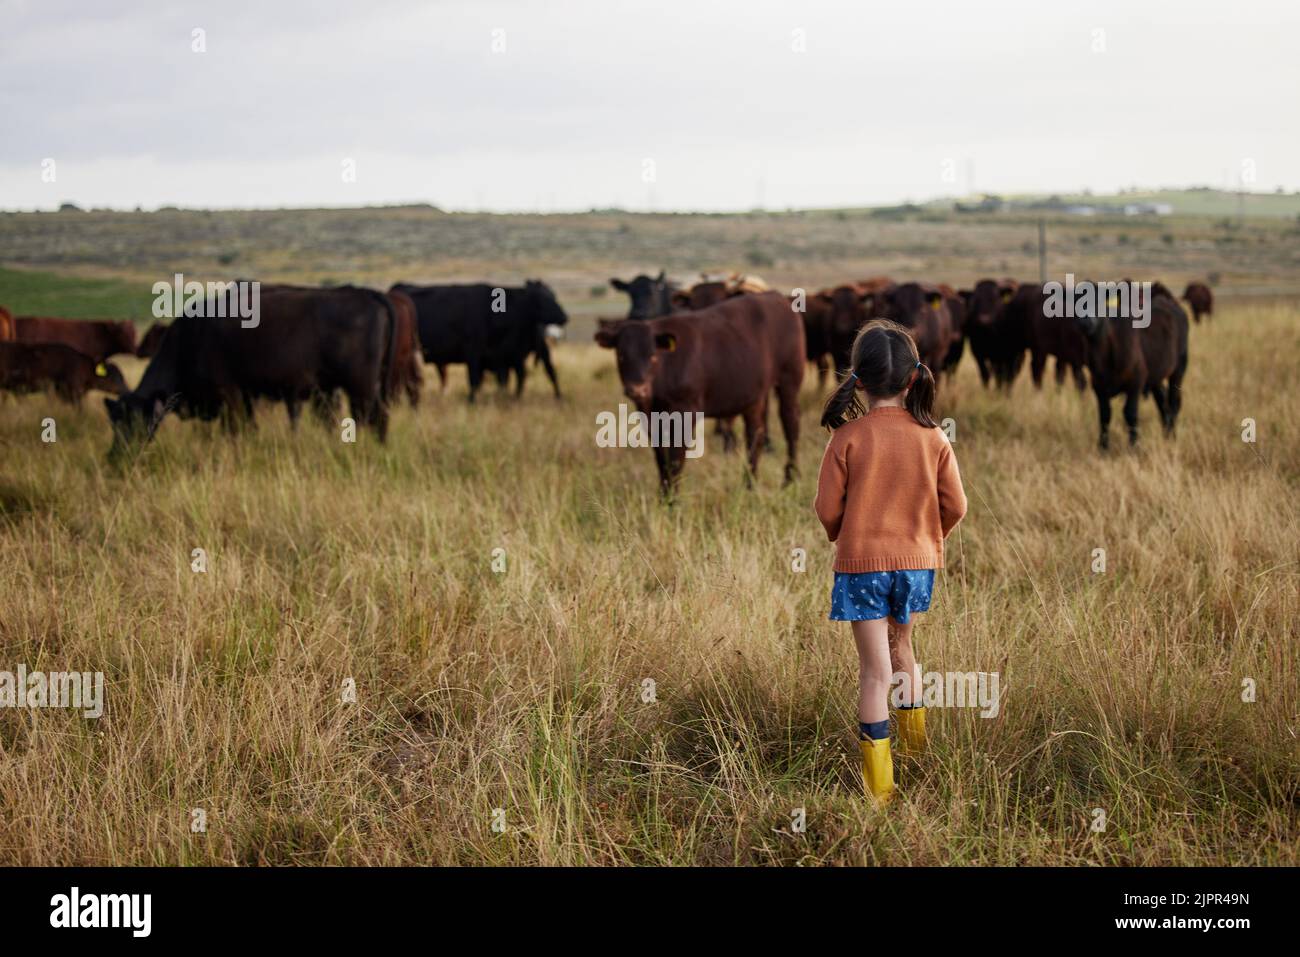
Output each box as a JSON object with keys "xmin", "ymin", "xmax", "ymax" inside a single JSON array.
[
  {"xmin": 666, "ymin": 338, "xmax": 676, "ymax": 351},
  {"xmin": 1001, "ymin": 291, "xmax": 1012, "ymax": 302},
  {"xmin": 930, "ymin": 299, "xmax": 940, "ymax": 311},
  {"xmin": 95, "ymin": 363, "xmax": 107, "ymax": 376}
]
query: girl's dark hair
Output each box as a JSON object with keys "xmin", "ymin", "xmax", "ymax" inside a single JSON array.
[{"xmin": 820, "ymin": 319, "xmax": 938, "ymax": 430}]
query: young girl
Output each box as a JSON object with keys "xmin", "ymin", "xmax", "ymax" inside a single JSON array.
[{"xmin": 814, "ymin": 320, "xmax": 968, "ymax": 803}]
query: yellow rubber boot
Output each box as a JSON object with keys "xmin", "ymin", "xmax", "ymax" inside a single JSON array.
[
  {"xmin": 896, "ymin": 706, "xmax": 927, "ymax": 756},
  {"xmin": 859, "ymin": 736, "xmax": 895, "ymax": 803}
]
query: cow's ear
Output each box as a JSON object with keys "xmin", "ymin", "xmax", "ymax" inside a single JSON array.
[
  {"xmin": 610, "ymin": 278, "xmax": 628, "ymax": 291},
  {"xmin": 654, "ymin": 333, "xmax": 677, "ymax": 352},
  {"xmin": 655, "ymin": 269, "xmax": 666, "ymax": 282},
  {"xmin": 815, "ymin": 291, "xmax": 833, "ymax": 304}
]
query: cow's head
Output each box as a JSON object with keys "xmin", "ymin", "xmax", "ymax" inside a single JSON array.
[
  {"xmin": 95, "ymin": 361, "xmax": 129, "ymax": 396},
  {"xmin": 965, "ymin": 279, "xmax": 1014, "ymax": 328},
  {"xmin": 610, "ymin": 270, "xmax": 671, "ymax": 319},
  {"xmin": 594, "ymin": 319, "xmax": 676, "ymax": 407},
  {"xmin": 883, "ymin": 283, "xmax": 941, "ymax": 327},
  {"xmin": 524, "ymin": 280, "xmax": 568, "ymax": 329},
  {"xmin": 105, "ymin": 392, "xmax": 168, "ymax": 460}
]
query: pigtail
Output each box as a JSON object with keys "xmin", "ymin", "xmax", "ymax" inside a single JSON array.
[
  {"xmin": 906, "ymin": 362, "xmax": 938, "ymax": 429},
  {"xmin": 820, "ymin": 372, "xmax": 864, "ymax": 430}
]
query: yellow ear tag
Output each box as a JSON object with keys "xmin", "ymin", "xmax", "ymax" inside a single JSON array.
[
  {"xmin": 95, "ymin": 363, "xmax": 107, "ymax": 376},
  {"xmin": 666, "ymin": 339, "xmax": 676, "ymax": 351},
  {"xmin": 930, "ymin": 300, "xmax": 940, "ymax": 311},
  {"xmin": 1001, "ymin": 291, "xmax": 1012, "ymax": 302}
]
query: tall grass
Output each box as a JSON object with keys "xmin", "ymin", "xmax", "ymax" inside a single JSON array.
[{"xmin": 0, "ymin": 303, "xmax": 1296, "ymax": 865}]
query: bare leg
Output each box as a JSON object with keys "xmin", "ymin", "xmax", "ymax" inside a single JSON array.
[
  {"xmin": 887, "ymin": 616, "xmax": 922, "ymax": 707},
  {"xmin": 850, "ymin": 618, "xmax": 893, "ymax": 725}
]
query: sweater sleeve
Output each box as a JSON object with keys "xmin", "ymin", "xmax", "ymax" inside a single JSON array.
[
  {"xmin": 937, "ymin": 439, "xmax": 968, "ymax": 538},
  {"xmin": 814, "ymin": 435, "xmax": 848, "ymax": 541}
]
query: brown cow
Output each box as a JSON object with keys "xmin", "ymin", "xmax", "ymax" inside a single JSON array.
[
  {"xmin": 959, "ymin": 278, "xmax": 1020, "ymax": 388},
  {"xmin": 15, "ymin": 316, "xmax": 137, "ymax": 362},
  {"xmin": 1182, "ymin": 281, "xmax": 1213, "ymax": 323},
  {"xmin": 1020, "ymin": 283, "xmax": 1089, "ymax": 390},
  {"xmin": 594, "ymin": 291, "xmax": 805, "ymax": 492},
  {"xmin": 800, "ymin": 288, "xmax": 835, "ymax": 388},
  {"xmin": 1076, "ymin": 287, "xmax": 1188, "ymax": 449},
  {"xmin": 0, "ymin": 341, "xmax": 128, "ymax": 404},
  {"xmin": 873, "ymin": 282, "xmax": 958, "ymax": 374},
  {"xmin": 385, "ymin": 289, "xmax": 424, "ymax": 406},
  {"xmin": 136, "ymin": 321, "xmax": 170, "ymax": 358},
  {"xmin": 0, "ymin": 306, "xmax": 14, "ymax": 342}
]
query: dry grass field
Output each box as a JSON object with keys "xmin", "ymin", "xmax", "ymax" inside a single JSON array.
[{"xmin": 0, "ymin": 209, "xmax": 1297, "ymax": 865}]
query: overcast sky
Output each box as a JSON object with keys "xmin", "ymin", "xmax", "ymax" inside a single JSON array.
[{"xmin": 2, "ymin": 0, "xmax": 1296, "ymax": 212}]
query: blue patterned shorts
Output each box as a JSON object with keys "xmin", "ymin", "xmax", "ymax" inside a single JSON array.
[{"xmin": 829, "ymin": 569, "xmax": 936, "ymax": 623}]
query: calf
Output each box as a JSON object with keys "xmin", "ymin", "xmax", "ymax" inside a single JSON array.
[
  {"xmin": 1077, "ymin": 289, "xmax": 1189, "ymax": 449},
  {"xmin": 0, "ymin": 341, "xmax": 128, "ymax": 404},
  {"xmin": 1182, "ymin": 281, "xmax": 1213, "ymax": 323},
  {"xmin": 14, "ymin": 316, "xmax": 137, "ymax": 362},
  {"xmin": 594, "ymin": 291, "xmax": 805, "ymax": 492}
]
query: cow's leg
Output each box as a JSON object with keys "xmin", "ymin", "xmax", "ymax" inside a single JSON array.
[
  {"xmin": 742, "ymin": 401, "xmax": 766, "ymax": 485},
  {"xmin": 1054, "ymin": 357, "xmax": 1067, "ymax": 386},
  {"xmin": 1030, "ymin": 349, "xmax": 1046, "ymax": 389},
  {"xmin": 1123, "ymin": 387, "xmax": 1141, "ymax": 446},
  {"xmin": 762, "ymin": 395, "xmax": 775, "ymax": 452},
  {"xmin": 777, "ymin": 375, "xmax": 801, "ymax": 487},
  {"xmin": 436, "ymin": 364, "xmax": 448, "ymax": 392},
  {"xmin": 286, "ymin": 396, "xmax": 302, "ymax": 430},
  {"xmin": 1095, "ymin": 389, "xmax": 1112, "ymax": 450},
  {"xmin": 653, "ymin": 443, "xmax": 672, "ymax": 497},
  {"xmin": 1167, "ymin": 362, "xmax": 1186, "ymax": 435},
  {"xmin": 1150, "ymin": 382, "xmax": 1170, "ymax": 434},
  {"xmin": 538, "ymin": 347, "xmax": 561, "ymax": 399},
  {"xmin": 1072, "ymin": 362, "xmax": 1087, "ymax": 391},
  {"xmin": 816, "ymin": 354, "xmax": 830, "ymax": 391},
  {"xmin": 513, "ymin": 360, "xmax": 527, "ymax": 398},
  {"xmin": 715, "ymin": 417, "xmax": 737, "ymax": 454},
  {"xmin": 976, "ymin": 355, "xmax": 991, "ymax": 388},
  {"xmin": 466, "ymin": 359, "xmax": 484, "ymax": 402}
]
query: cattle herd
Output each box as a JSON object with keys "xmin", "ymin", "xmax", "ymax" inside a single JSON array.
[{"xmin": 0, "ymin": 271, "xmax": 1207, "ymax": 485}]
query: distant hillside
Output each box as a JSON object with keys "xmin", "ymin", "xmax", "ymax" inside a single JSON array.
[{"xmin": 937, "ymin": 188, "xmax": 1300, "ymax": 219}]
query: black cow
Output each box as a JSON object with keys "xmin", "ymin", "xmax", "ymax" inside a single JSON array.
[
  {"xmin": 610, "ymin": 271, "xmax": 677, "ymax": 319},
  {"xmin": 391, "ymin": 280, "xmax": 567, "ymax": 401},
  {"xmin": 106, "ymin": 284, "xmax": 395, "ymax": 454}
]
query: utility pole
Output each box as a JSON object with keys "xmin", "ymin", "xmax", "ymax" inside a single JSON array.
[{"xmin": 1038, "ymin": 218, "xmax": 1047, "ymax": 285}]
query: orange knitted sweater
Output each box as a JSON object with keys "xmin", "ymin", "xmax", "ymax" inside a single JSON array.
[{"xmin": 814, "ymin": 407, "xmax": 968, "ymax": 572}]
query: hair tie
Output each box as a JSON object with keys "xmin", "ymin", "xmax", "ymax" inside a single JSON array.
[
  {"xmin": 849, "ymin": 372, "xmax": 858, "ymax": 381},
  {"xmin": 915, "ymin": 361, "xmax": 922, "ymax": 370}
]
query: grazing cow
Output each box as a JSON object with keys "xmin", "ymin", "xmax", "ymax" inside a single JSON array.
[
  {"xmin": 594, "ymin": 291, "xmax": 805, "ymax": 492},
  {"xmin": 106, "ymin": 284, "xmax": 395, "ymax": 454},
  {"xmin": 14, "ymin": 316, "xmax": 137, "ymax": 362},
  {"xmin": 874, "ymin": 282, "xmax": 959, "ymax": 373},
  {"xmin": 610, "ymin": 271, "xmax": 677, "ymax": 319},
  {"xmin": 0, "ymin": 341, "xmax": 128, "ymax": 404},
  {"xmin": 384, "ymin": 289, "xmax": 424, "ymax": 406},
  {"xmin": 1076, "ymin": 287, "xmax": 1189, "ymax": 449},
  {"xmin": 1182, "ymin": 281, "xmax": 1213, "ymax": 323},
  {"xmin": 0, "ymin": 306, "xmax": 14, "ymax": 341},
  {"xmin": 136, "ymin": 321, "xmax": 170, "ymax": 358},
  {"xmin": 391, "ymin": 280, "xmax": 567, "ymax": 401},
  {"xmin": 959, "ymin": 279, "xmax": 1020, "ymax": 388}
]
